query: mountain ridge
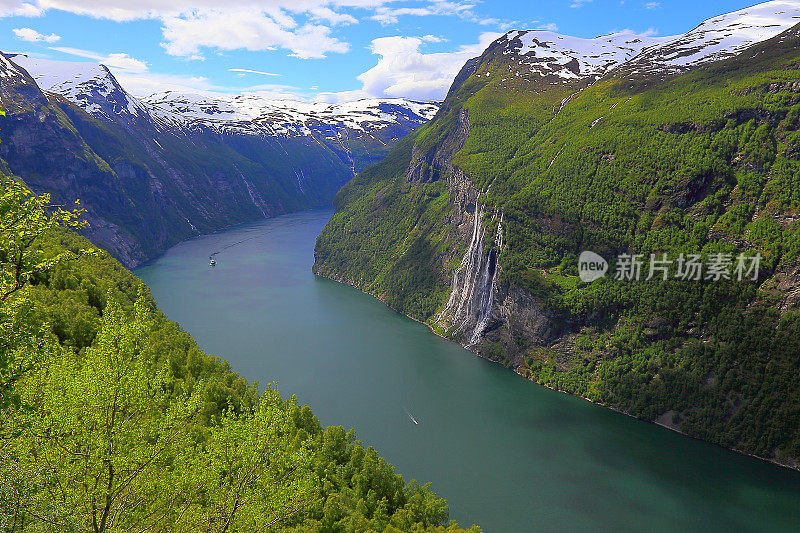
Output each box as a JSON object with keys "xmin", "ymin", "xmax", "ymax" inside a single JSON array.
[
  {"xmin": 314, "ymin": 0, "xmax": 800, "ymax": 468},
  {"xmin": 0, "ymin": 53, "xmax": 438, "ymax": 267}
]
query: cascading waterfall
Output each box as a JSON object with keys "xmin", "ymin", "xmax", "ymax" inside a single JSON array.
[
  {"xmin": 468, "ymin": 211, "xmax": 503, "ymax": 346},
  {"xmin": 439, "ymin": 204, "xmax": 504, "ymax": 346},
  {"xmin": 439, "ymin": 204, "xmax": 485, "ymax": 321}
]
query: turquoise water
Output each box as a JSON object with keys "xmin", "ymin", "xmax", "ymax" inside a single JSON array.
[{"xmin": 136, "ymin": 209, "xmax": 800, "ymax": 532}]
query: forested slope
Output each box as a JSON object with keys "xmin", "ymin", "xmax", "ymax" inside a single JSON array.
[
  {"xmin": 315, "ymin": 19, "xmax": 800, "ymax": 467},
  {"xmin": 0, "ymin": 166, "xmax": 477, "ymax": 531}
]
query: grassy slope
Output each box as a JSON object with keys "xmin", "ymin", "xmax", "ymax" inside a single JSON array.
[{"xmin": 315, "ymin": 29, "xmax": 800, "ymax": 466}]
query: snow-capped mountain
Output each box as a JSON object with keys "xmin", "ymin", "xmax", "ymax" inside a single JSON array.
[
  {"xmin": 494, "ymin": 30, "xmax": 666, "ymax": 81},
  {"xmin": 9, "ymin": 55, "xmax": 149, "ymax": 120},
  {"xmin": 0, "ymin": 53, "xmax": 439, "ymax": 268},
  {"xmin": 491, "ymin": 0, "xmax": 800, "ymax": 83},
  {"xmin": 623, "ymin": 0, "xmax": 800, "ymax": 75},
  {"xmin": 6, "ymin": 53, "xmax": 438, "ymax": 141},
  {"xmin": 141, "ymin": 91, "xmax": 438, "ymax": 138},
  {"xmin": 0, "ymin": 53, "xmax": 24, "ymax": 81}
]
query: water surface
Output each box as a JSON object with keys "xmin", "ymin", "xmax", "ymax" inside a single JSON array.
[{"xmin": 136, "ymin": 209, "xmax": 800, "ymax": 532}]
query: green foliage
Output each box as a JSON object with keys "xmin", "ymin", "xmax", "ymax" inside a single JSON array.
[
  {"xmin": 0, "ymin": 174, "xmax": 478, "ymax": 531},
  {"xmin": 315, "ymin": 133, "xmax": 453, "ymax": 320},
  {"xmin": 315, "ymin": 28, "xmax": 800, "ymax": 465},
  {"xmin": 0, "ymin": 172, "xmax": 88, "ymax": 415}
]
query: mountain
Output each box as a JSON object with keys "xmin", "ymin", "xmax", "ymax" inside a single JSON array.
[
  {"xmin": 0, "ymin": 54, "xmax": 437, "ymax": 267},
  {"xmin": 314, "ymin": 0, "xmax": 800, "ymax": 468}
]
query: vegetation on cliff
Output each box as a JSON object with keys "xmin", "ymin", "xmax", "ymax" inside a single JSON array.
[{"xmin": 315, "ymin": 27, "xmax": 800, "ymax": 466}]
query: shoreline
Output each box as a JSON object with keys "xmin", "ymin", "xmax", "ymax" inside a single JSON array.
[
  {"xmin": 313, "ymin": 268, "xmax": 800, "ymax": 474},
  {"xmin": 132, "ymin": 206, "xmax": 336, "ymax": 271}
]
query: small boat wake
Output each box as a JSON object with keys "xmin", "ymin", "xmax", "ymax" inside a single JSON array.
[
  {"xmin": 404, "ymin": 407, "xmax": 419, "ymax": 425},
  {"xmin": 207, "ymin": 227, "xmax": 275, "ymax": 266}
]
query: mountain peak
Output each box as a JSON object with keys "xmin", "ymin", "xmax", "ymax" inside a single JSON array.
[
  {"xmin": 494, "ymin": 29, "xmax": 666, "ymax": 81},
  {"xmin": 140, "ymin": 91, "xmax": 439, "ymax": 137},
  {"xmin": 617, "ymin": 0, "xmax": 800, "ymax": 75},
  {"xmin": 485, "ymin": 0, "xmax": 800, "ymax": 85},
  {"xmin": 8, "ymin": 54, "xmax": 147, "ymax": 120}
]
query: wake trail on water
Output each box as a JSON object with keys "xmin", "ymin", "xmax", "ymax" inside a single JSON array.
[{"xmin": 209, "ymin": 228, "xmax": 275, "ymax": 260}]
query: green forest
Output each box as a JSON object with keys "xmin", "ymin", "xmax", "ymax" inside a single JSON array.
[
  {"xmin": 0, "ymin": 107, "xmax": 478, "ymax": 532},
  {"xmin": 315, "ymin": 27, "xmax": 800, "ymax": 466}
]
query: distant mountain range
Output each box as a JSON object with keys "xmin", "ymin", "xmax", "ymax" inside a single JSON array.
[
  {"xmin": 0, "ymin": 53, "xmax": 438, "ymax": 266},
  {"xmin": 314, "ymin": 0, "xmax": 800, "ymax": 468}
]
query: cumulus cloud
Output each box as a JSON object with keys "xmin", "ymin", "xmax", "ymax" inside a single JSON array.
[
  {"xmin": 160, "ymin": 9, "xmax": 349, "ymax": 59},
  {"xmin": 50, "ymin": 46, "xmax": 148, "ymax": 72},
  {"xmin": 0, "ymin": 1, "xmax": 42, "ymax": 16},
  {"xmin": 3, "ymin": 1, "xmax": 514, "ymax": 62},
  {"xmin": 12, "ymin": 26, "xmax": 59, "ymax": 41},
  {"xmin": 318, "ymin": 31, "xmax": 501, "ymax": 102},
  {"xmin": 308, "ymin": 6, "xmax": 357, "ymax": 25}
]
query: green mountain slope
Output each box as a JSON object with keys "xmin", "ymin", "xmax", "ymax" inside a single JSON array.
[
  {"xmin": 0, "ymin": 171, "xmax": 478, "ymax": 531},
  {"xmin": 315, "ymin": 25, "xmax": 800, "ymax": 467}
]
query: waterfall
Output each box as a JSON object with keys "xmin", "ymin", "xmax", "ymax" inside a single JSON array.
[
  {"xmin": 439, "ymin": 204, "xmax": 485, "ymax": 321},
  {"xmin": 468, "ymin": 211, "xmax": 503, "ymax": 346},
  {"xmin": 439, "ymin": 205, "xmax": 504, "ymax": 346}
]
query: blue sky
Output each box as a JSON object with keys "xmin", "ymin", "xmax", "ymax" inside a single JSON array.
[{"xmin": 0, "ymin": 0, "xmax": 772, "ymax": 101}]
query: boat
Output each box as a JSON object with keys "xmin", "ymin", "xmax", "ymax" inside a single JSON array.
[{"xmin": 209, "ymin": 257, "xmax": 216, "ymax": 267}]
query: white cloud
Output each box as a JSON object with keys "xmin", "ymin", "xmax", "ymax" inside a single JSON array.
[
  {"xmin": 4, "ymin": 1, "xmax": 513, "ymax": 63},
  {"xmin": 535, "ymin": 22, "xmax": 559, "ymax": 31},
  {"xmin": 229, "ymin": 68, "xmax": 280, "ymax": 76},
  {"xmin": 614, "ymin": 26, "xmax": 659, "ymax": 36},
  {"xmin": 0, "ymin": 1, "xmax": 42, "ymax": 16},
  {"xmin": 308, "ymin": 6, "xmax": 357, "ymax": 25},
  {"xmin": 50, "ymin": 46, "xmax": 148, "ymax": 72},
  {"xmin": 160, "ymin": 9, "xmax": 349, "ymax": 59},
  {"xmin": 644, "ymin": 2, "xmax": 660, "ymax": 9},
  {"xmin": 370, "ymin": 2, "xmax": 490, "ymax": 26},
  {"xmin": 31, "ymin": 0, "xmax": 386, "ymax": 22},
  {"xmin": 12, "ymin": 27, "xmax": 59, "ymax": 42},
  {"xmin": 318, "ymin": 31, "xmax": 500, "ymax": 102},
  {"xmin": 570, "ymin": 0, "xmax": 593, "ymax": 7}
]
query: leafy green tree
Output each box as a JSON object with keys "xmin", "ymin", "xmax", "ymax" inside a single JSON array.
[
  {"xmin": 175, "ymin": 389, "xmax": 316, "ymax": 532},
  {"xmin": 10, "ymin": 294, "xmax": 205, "ymax": 532},
  {"xmin": 0, "ymin": 115, "xmax": 88, "ymax": 413}
]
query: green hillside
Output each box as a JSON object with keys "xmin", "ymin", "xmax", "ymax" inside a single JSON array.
[
  {"xmin": 315, "ymin": 27, "xmax": 800, "ymax": 467},
  {"xmin": 0, "ymin": 164, "xmax": 477, "ymax": 530}
]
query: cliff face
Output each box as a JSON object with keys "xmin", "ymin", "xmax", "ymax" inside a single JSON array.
[
  {"xmin": 315, "ymin": 9, "xmax": 800, "ymax": 469},
  {"xmin": 0, "ymin": 54, "xmax": 436, "ymax": 267}
]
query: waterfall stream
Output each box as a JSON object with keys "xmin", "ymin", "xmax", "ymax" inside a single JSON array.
[{"xmin": 439, "ymin": 204, "xmax": 504, "ymax": 346}]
